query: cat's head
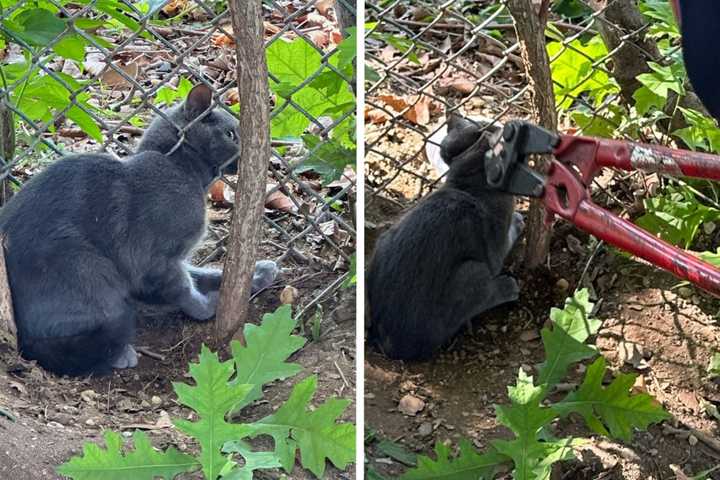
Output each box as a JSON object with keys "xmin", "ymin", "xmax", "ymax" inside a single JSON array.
[
  {"xmin": 440, "ymin": 114, "xmax": 501, "ymax": 185},
  {"xmin": 138, "ymin": 84, "xmax": 240, "ymax": 180}
]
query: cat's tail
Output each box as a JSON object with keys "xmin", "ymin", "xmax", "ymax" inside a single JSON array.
[{"xmin": 19, "ymin": 321, "xmax": 134, "ymax": 377}]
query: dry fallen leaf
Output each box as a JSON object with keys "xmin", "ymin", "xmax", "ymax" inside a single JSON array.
[
  {"xmin": 306, "ymin": 30, "xmax": 329, "ymax": 48},
  {"xmin": 376, "ymin": 94, "xmax": 435, "ymax": 126},
  {"xmin": 84, "ymin": 57, "xmax": 139, "ymax": 88},
  {"xmin": 225, "ymin": 88, "xmax": 239, "ymax": 106},
  {"xmin": 208, "ymin": 180, "xmax": 225, "ymax": 203},
  {"xmin": 364, "ymin": 105, "xmax": 390, "ymax": 125},
  {"xmin": 162, "ymin": 0, "xmax": 188, "ymax": 16},
  {"xmin": 398, "ymin": 394, "xmax": 425, "ymax": 416},
  {"xmin": 280, "ymin": 285, "xmax": 299, "ymax": 305},
  {"xmin": 316, "ymin": 0, "xmax": 334, "ymax": 16},
  {"xmin": 265, "ymin": 188, "xmax": 295, "ymax": 212}
]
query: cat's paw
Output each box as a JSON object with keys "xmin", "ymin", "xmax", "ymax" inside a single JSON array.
[
  {"xmin": 251, "ymin": 260, "xmax": 279, "ymax": 294},
  {"xmin": 111, "ymin": 344, "xmax": 138, "ymax": 369},
  {"xmin": 195, "ymin": 291, "xmax": 219, "ymax": 321}
]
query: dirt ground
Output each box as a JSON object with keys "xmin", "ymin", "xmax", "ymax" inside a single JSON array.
[
  {"xmin": 0, "ymin": 204, "xmax": 356, "ymax": 480},
  {"xmin": 364, "ymin": 195, "xmax": 720, "ymax": 479}
]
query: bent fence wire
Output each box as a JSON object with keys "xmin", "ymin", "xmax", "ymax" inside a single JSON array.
[
  {"xmin": 0, "ymin": 0, "xmax": 356, "ymax": 315},
  {"xmin": 365, "ymin": 0, "xmax": 683, "ymax": 205}
]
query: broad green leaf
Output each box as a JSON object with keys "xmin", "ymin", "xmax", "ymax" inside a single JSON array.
[
  {"xmin": 9, "ymin": 8, "xmax": 66, "ymax": 46},
  {"xmin": 538, "ymin": 289, "xmax": 600, "ymax": 388},
  {"xmin": 57, "ymin": 430, "xmax": 198, "ymax": 480},
  {"xmin": 636, "ymin": 62, "xmax": 685, "ymax": 100},
  {"xmin": 299, "ymin": 133, "xmax": 355, "ymax": 183},
  {"xmin": 633, "ymin": 86, "xmax": 665, "ymax": 116},
  {"xmin": 492, "ymin": 370, "xmax": 578, "ymax": 480},
  {"xmin": 52, "ymin": 33, "xmax": 87, "ymax": 62},
  {"xmin": 342, "ymin": 254, "xmax": 356, "ymax": 288},
  {"xmin": 66, "ymin": 105, "xmax": 102, "ymax": 142},
  {"xmin": 250, "ymin": 376, "xmax": 355, "ymax": 477},
  {"xmin": 400, "ymin": 441, "xmax": 507, "ymax": 480},
  {"xmin": 707, "ymin": 352, "xmax": 720, "ymax": 378},
  {"xmin": 220, "ymin": 440, "xmax": 282, "ymax": 480},
  {"xmin": 554, "ymin": 357, "xmax": 670, "ymax": 442},
  {"xmin": 547, "ymin": 36, "xmax": 617, "ymax": 110},
  {"xmin": 335, "ymin": 27, "xmax": 357, "ymax": 69},
  {"xmin": 173, "ymin": 345, "xmax": 254, "ymax": 480},
  {"xmin": 230, "ymin": 304, "xmax": 306, "ymax": 411}
]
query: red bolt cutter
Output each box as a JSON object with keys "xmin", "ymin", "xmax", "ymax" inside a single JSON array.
[{"xmin": 485, "ymin": 121, "xmax": 720, "ymax": 296}]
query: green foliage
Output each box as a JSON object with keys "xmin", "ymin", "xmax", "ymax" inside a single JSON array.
[
  {"xmin": 154, "ymin": 77, "xmax": 195, "ymax": 106},
  {"xmin": 707, "ymin": 353, "xmax": 720, "ymax": 378},
  {"xmin": 249, "ymin": 375, "xmax": 356, "ymax": 477},
  {"xmin": 57, "ymin": 306, "xmax": 355, "ymax": 479},
  {"xmin": 266, "ymin": 32, "xmax": 356, "ymax": 184},
  {"xmin": 57, "ymin": 431, "xmax": 197, "ymax": 479},
  {"xmin": 636, "ymin": 185, "xmax": 720, "ymax": 249},
  {"xmin": 555, "ymin": 357, "xmax": 670, "ymax": 441},
  {"xmin": 537, "ymin": 289, "xmax": 600, "ymax": 388},
  {"xmin": 342, "ymin": 254, "xmax": 357, "ymax": 288},
  {"xmin": 547, "ymin": 36, "xmax": 618, "ymax": 110},
  {"xmin": 399, "ymin": 289, "xmax": 668, "ymax": 480},
  {"xmin": 400, "ymin": 441, "xmax": 505, "ymax": 480}
]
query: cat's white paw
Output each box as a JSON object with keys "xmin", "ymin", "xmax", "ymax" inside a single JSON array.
[{"xmin": 111, "ymin": 344, "xmax": 138, "ymax": 369}]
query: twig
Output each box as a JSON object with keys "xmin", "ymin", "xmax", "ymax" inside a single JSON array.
[
  {"xmin": 334, "ymin": 360, "xmax": 350, "ymax": 389},
  {"xmin": 0, "ymin": 406, "xmax": 15, "ymax": 422},
  {"xmin": 136, "ymin": 346, "xmax": 166, "ymax": 362}
]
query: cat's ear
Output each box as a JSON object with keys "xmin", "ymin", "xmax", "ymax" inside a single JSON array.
[
  {"xmin": 184, "ymin": 84, "xmax": 213, "ymax": 121},
  {"xmin": 441, "ymin": 114, "xmax": 482, "ymax": 163}
]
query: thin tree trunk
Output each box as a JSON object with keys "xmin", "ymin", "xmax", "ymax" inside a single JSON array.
[
  {"xmin": 0, "ymin": 237, "xmax": 16, "ymax": 350},
  {"xmin": 506, "ymin": 0, "xmax": 557, "ymax": 269},
  {"xmin": 215, "ymin": 0, "xmax": 270, "ymax": 342},
  {"xmin": 0, "ymin": 100, "xmax": 15, "ymax": 206}
]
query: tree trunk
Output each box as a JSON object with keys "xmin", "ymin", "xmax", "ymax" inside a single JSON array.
[
  {"xmin": 506, "ymin": 0, "xmax": 557, "ymax": 270},
  {"xmin": 0, "ymin": 100, "xmax": 15, "ymax": 206},
  {"xmin": 588, "ymin": 0, "xmax": 708, "ymax": 132},
  {"xmin": 215, "ymin": 0, "xmax": 271, "ymax": 342},
  {"xmin": 0, "ymin": 237, "xmax": 16, "ymax": 350}
]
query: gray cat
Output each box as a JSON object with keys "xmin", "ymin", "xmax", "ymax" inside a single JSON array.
[
  {"xmin": 367, "ymin": 115, "xmax": 523, "ymax": 360},
  {"xmin": 0, "ymin": 84, "xmax": 277, "ymax": 376}
]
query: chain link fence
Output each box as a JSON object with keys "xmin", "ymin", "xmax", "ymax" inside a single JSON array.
[
  {"xmin": 365, "ymin": 0, "xmax": 694, "ymax": 214},
  {"xmin": 0, "ymin": 0, "xmax": 356, "ymax": 315}
]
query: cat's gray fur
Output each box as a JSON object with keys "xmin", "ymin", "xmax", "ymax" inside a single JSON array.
[
  {"xmin": 367, "ymin": 115, "xmax": 523, "ymax": 360},
  {"xmin": 0, "ymin": 84, "xmax": 277, "ymax": 376}
]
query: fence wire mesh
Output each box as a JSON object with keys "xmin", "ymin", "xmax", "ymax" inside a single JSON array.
[
  {"xmin": 365, "ymin": 0, "xmax": 691, "ymax": 211},
  {"xmin": 0, "ymin": 0, "xmax": 356, "ymax": 315}
]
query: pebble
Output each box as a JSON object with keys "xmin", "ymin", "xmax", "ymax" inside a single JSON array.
[
  {"xmin": 151, "ymin": 396, "xmax": 162, "ymax": 407},
  {"xmin": 417, "ymin": 422, "xmax": 433, "ymax": 437},
  {"xmin": 688, "ymin": 434, "xmax": 698, "ymax": 446},
  {"xmin": 555, "ymin": 278, "xmax": 569, "ymax": 292}
]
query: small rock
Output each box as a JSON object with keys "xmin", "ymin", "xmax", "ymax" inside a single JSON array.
[
  {"xmin": 519, "ymin": 330, "xmax": 540, "ymax": 342},
  {"xmin": 80, "ymin": 389, "xmax": 97, "ymax": 404},
  {"xmin": 280, "ymin": 285, "xmax": 299, "ymax": 305},
  {"xmin": 151, "ymin": 395, "xmax": 162, "ymax": 407},
  {"xmin": 678, "ymin": 286, "xmax": 693, "ymax": 299},
  {"xmin": 555, "ymin": 278, "xmax": 569, "ymax": 292},
  {"xmin": 398, "ymin": 394, "xmax": 425, "ymax": 416},
  {"xmin": 85, "ymin": 418, "xmax": 96, "ymax": 426},
  {"xmin": 417, "ymin": 422, "xmax": 433, "ymax": 437},
  {"xmin": 619, "ymin": 341, "xmax": 644, "ymax": 368},
  {"xmin": 688, "ymin": 434, "xmax": 698, "ymax": 446}
]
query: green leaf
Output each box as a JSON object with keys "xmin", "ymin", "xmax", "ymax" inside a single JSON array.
[
  {"xmin": 637, "ymin": 185, "xmax": 720, "ymax": 248},
  {"xmin": 492, "ymin": 370, "xmax": 580, "ymax": 480},
  {"xmin": 250, "ymin": 376, "xmax": 355, "ymax": 477},
  {"xmin": 173, "ymin": 345, "xmax": 254, "ymax": 480},
  {"xmin": 8, "ymin": 8, "xmax": 66, "ymax": 46},
  {"xmin": 335, "ymin": 27, "xmax": 357, "ymax": 69},
  {"xmin": 554, "ymin": 357, "xmax": 670, "ymax": 442},
  {"xmin": 220, "ymin": 440, "xmax": 282, "ymax": 480},
  {"xmin": 300, "ymin": 134, "xmax": 355, "ymax": 183},
  {"xmin": 400, "ymin": 440, "xmax": 507, "ymax": 480},
  {"xmin": 707, "ymin": 353, "xmax": 720, "ymax": 378},
  {"xmin": 230, "ymin": 304, "xmax": 306, "ymax": 411},
  {"xmin": 66, "ymin": 105, "xmax": 102, "ymax": 142},
  {"xmin": 537, "ymin": 289, "xmax": 600, "ymax": 388},
  {"xmin": 636, "ymin": 62, "xmax": 685, "ymax": 100},
  {"xmin": 376, "ymin": 439, "xmax": 417, "ymax": 467},
  {"xmin": 52, "ymin": 33, "xmax": 87, "ymax": 62},
  {"xmin": 633, "ymin": 86, "xmax": 665, "ymax": 116},
  {"xmin": 57, "ymin": 430, "xmax": 198, "ymax": 479},
  {"xmin": 342, "ymin": 254, "xmax": 356, "ymax": 288}
]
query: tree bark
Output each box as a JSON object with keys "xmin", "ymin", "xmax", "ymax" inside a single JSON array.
[
  {"xmin": 215, "ymin": 0, "xmax": 271, "ymax": 342},
  {"xmin": 588, "ymin": 0, "xmax": 708, "ymax": 132},
  {"xmin": 0, "ymin": 100, "xmax": 15, "ymax": 206},
  {"xmin": 0, "ymin": 237, "xmax": 16, "ymax": 350},
  {"xmin": 506, "ymin": 0, "xmax": 557, "ymax": 269}
]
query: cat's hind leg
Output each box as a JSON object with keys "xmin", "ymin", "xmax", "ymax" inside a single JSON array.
[{"xmin": 411, "ymin": 261, "xmax": 518, "ymax": 358}]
